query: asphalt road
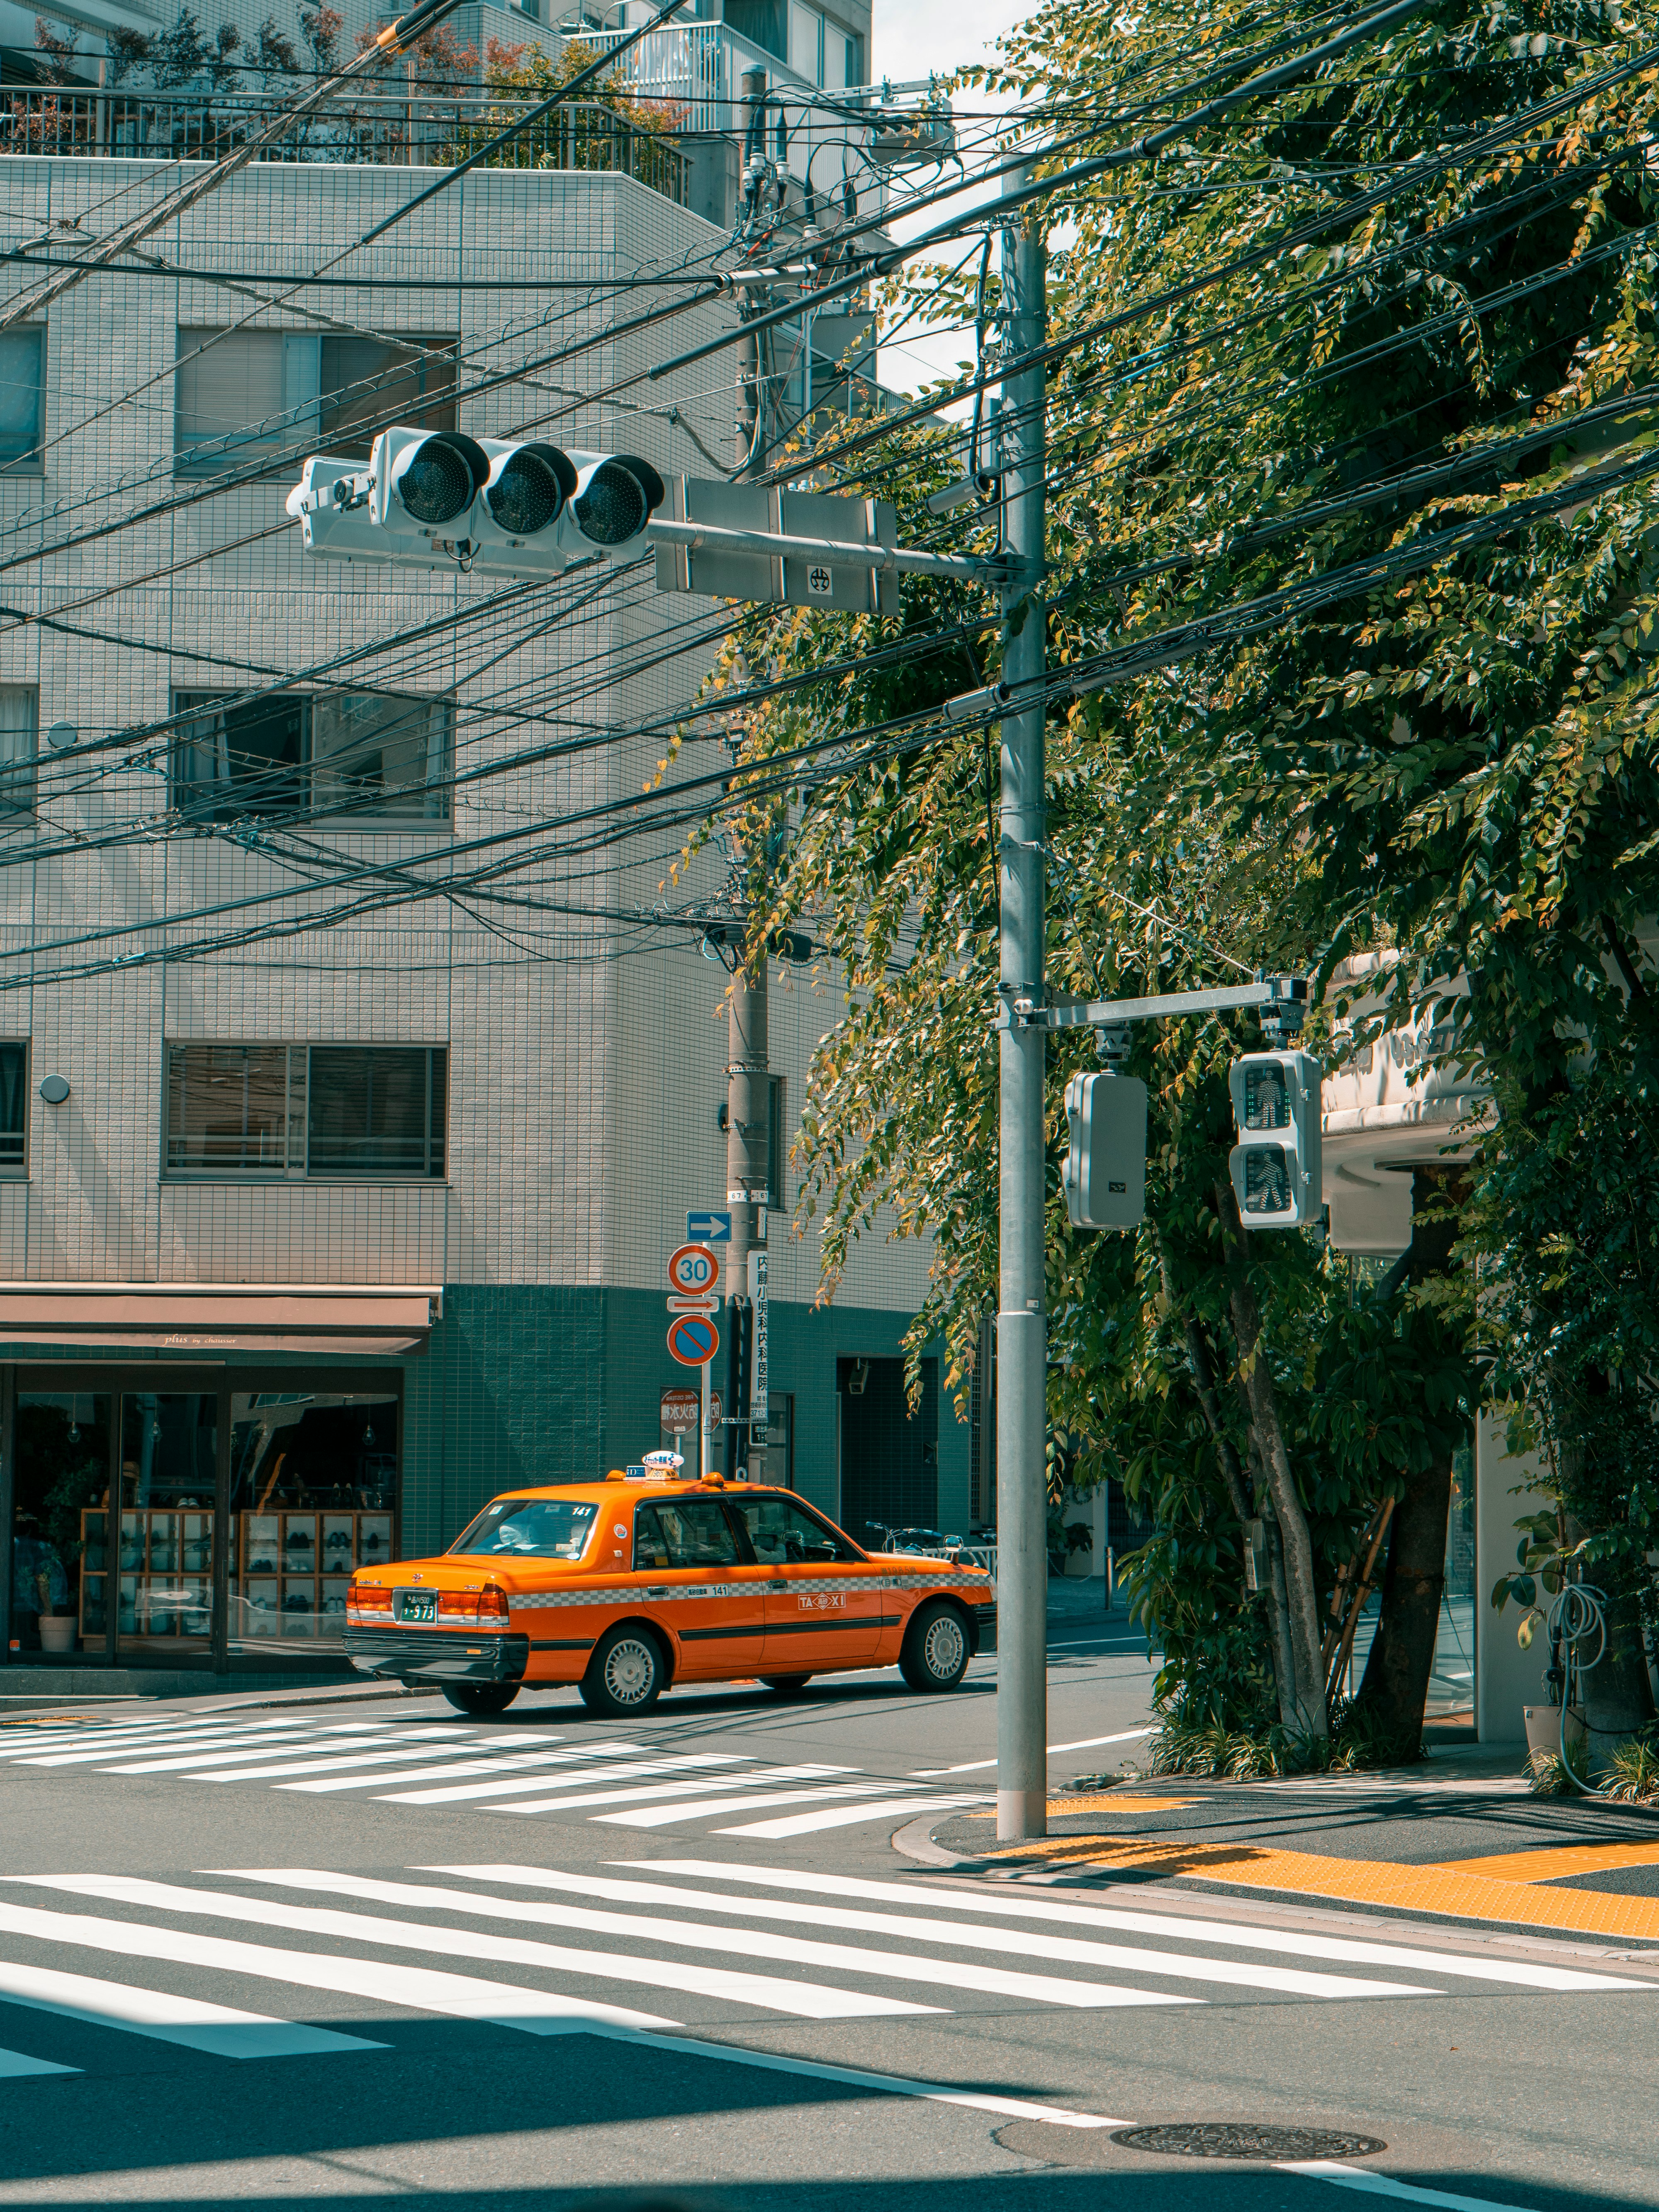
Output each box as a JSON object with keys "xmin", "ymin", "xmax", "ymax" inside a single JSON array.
[{"xmin": 0, "ymin": 1622, "xmax": 1655, "ymax": 2212}]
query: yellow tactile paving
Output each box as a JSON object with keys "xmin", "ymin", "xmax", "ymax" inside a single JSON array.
[
  {"xmin": 1423, "ymin": 1842, "xmax": 1659, "ymax": 1884},
  {"xmin": 964, "ymin": 1831, "xmax": 1659, "ymax": 1939}
]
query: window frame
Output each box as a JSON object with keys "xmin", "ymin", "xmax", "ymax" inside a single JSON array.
[
  {"xmin": 161, "ymin": 1041, "xmax": 449, "ymax": 1185},
  {"xmin": 173, "ymin": 326, "xmax": 459, "ymax": 481},
  {"xmin": 0, "ymin": 1039, "xmax": 28, "ymax": 1177},
  {"xmin": 168, "ymin": 687, "xmax": 454, "ymax": 830},
  {"xmin": 0, "ymin": 685, "xmax": 37, "ymax": 818},
  {"xmin": 0, "ymin": 325, "xmax": 45, "ymax": 479}
]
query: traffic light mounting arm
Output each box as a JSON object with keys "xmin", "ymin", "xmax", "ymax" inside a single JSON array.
[{"xmin": 1020, "ymin": 974, "xmax": 1309, "ymax": 1034}]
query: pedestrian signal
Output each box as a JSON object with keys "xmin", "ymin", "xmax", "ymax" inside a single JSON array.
[
  {"xmin": 1228, "ymin": 1051, "xmax": 1322, "ymax": 1229},
  {"xmin": 1062, "ymin": 1071, "xmax": 1147, "ymax": 1230}
]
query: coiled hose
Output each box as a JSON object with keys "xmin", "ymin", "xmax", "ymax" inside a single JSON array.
[{"xmin": 1544, "ymin": 1582, "xmax": 1607, "ymax": 1793}]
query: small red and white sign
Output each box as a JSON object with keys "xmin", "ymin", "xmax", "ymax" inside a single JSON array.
[
  {"xmin": 662, "ymin": 1385, "xmax": 720, "ymax": 1431},
  {"xmin": 667, "ymin": 1243, "xmax": 720, "ymax": 1297}
]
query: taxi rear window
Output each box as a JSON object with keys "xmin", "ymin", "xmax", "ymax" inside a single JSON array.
[{"xmin": 448, "ymin": 1498, "xmax": 598, "ymax": 1560}]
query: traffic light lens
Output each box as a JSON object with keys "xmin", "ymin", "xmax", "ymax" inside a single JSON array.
[
  {"xmin": 487, "ymin": 452, "xmax": 562, "ymax": 537},
  {"xmin": 1243, "ymin": 1064, "xmax": 1289, "ymax": 1129},
  {"xmin": 398, "ymin": 441, "xmax": 474, "ymax": 526},
  {"xmin": 1242, "ymin": 1145, "xmax": 1293, "ymax": 1214},
  {"xmin": 574, "ymin": 461, "xmax": 647, "ymax": 546}
]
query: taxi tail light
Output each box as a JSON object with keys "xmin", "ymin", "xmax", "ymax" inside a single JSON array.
[
  {"xmin": 348, "ymin": 1584, "xmax": 392, "ymax": 1625},
  {"xmin": 478, "ymin": 1583, "xmax": 509, "ymax": 1624},
  {"xmin": 438, "ymin": 1590, "xmax": 479, "ymax": 1623}
]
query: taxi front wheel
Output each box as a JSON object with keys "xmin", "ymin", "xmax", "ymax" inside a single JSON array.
[
  {"xmin": 581, "ymin": 1624, "xmax": 666, "ymax": 1716},
  {"xmin": 899, "ymin": 1601, "xmax": 971, "ymax": 1693}
]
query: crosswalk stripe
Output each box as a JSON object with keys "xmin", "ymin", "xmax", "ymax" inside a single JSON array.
[
  {"xmin": 10, "ymin": 1877, "xmax": 937, "ymax": 2024},
  {"xmin": 720, "ymin": 1797, "xmax": 977, "ymax": 1839},
  {"xmin": 0, "ymin": 1955, "xmax": 386, "ymax": 2059},
  {"xmin": 638, "ymin": 1862, "xmax": 1659, "ymax": 1994},
  {"xmin": 491, "ymin": 1764, "xmax": 859, "ymax": 1817},
  {"xmin": 595, "ymin": 1784, "xmax": 927, "ymax": 1829},
  {"xmin": 279, "ymin": 1737, "xmax": 640, "ymax": 1796},
  {"xmin": 214, "ymin": 1868, "xmax": 1197, "ymax": 2013},
  {"xmin": 0, "ymin": 1718, "xmax": 317, "ymax": 1757},
  {"xmin": 111, "ymin": 1731, "xmax": 462, "ymax": 1776},
  {"xmin": 0, "ymin": 1896, "xmax": 675, "ymax": 2035},
  {"xmin": 21, "ymin": 1725, "xmax": 355, "ymax": 1769},
  {"xmin": 188, "ymin": 1740, "xmax": 498, "ymax": 1784},
  {"xmin": 381, "ymin": 1752, "xmax": 749, "ymax": 1808},
  {"xmin": 435, "ymin": 1866, "xmax": 1433, "ymax": 2000},
  {"xmin": 0, "ymin": 2046, "xmax": 78, "ymax": 2079}
]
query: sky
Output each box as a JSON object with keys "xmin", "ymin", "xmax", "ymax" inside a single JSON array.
[{"xmin": 868, "ymin": 0, "xmax": 1034, "ymax": 399}]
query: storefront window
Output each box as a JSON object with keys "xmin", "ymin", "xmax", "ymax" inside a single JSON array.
[
  {"xmin": 117, "ymin": 1394, "xmax": 219, "ymax": 1651},
  {"xmin": 227, "ymin": 1392, "xmax": 398, "ymax": 1652},
  {"xmin": 11, "ymin": 1393, "xmax": 112, "ymax": 1659}
]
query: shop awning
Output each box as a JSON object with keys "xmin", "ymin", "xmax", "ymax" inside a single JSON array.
[{"xmin": 0, "ymin": 1283, "xmax": 441, "ymax": 1357}]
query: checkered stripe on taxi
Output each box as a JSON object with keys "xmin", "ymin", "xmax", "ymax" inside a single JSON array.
[{"xmin": 506, "ymin": 1571, "xmax": 990, "ymax": 1616}]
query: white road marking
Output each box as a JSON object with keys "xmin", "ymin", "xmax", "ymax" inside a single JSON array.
[
  {"xmin": 724, "ymin": 1797, "xmax": 980, "ymax": 1838},
  {"xmin": 9, "ymin": 1878, "xmax": 935, "ymax": 2025},
  {"xmin": 0, "ymin": 1896, "xmax": 672, "ymax": 2034},
  {"xmin": 910, "ymin": 1728, "xmax": 1156, "ymax": 1777},
  {"xmin": 0, "ymin": 1956, "xmax": 384, "ymax": 2059},
  {"xmin": 217, "ymin": 1869, "xmax": 1194, "ymax": 2013},
  {"xmin": 382, "ymin": 1752, "xmax": 748, "ymax": 1808},
  {"xmin": 637, "ymin": 1863, "xmax": 1659, "ymax": 1994},
  {"xmin": 594, "ymin": 1784, "xmax": 920, "ymax": 1829},
  {"xmin": 19, "ymin": 1725, "xmax": 351, "ymax": 1769},
  {"xmin": 281, "ymin": 1740, "xmax": 641, "ymax": 1796},
  {"xmin": 114, "ymin": 1733, "xmax": 464, "ymax": 1777},
  {"xmin": 434, "ymin": 1868, "xmax": 1433, "ymax": 2000},
  {"xmin": 490, "ymin": 1764, "xmax": 857, "ymax": 1817},
  {"xmin": 0, "ymin": 2047, "xmax": 78, "ymax": 2079},
  {"xmin": 1281, "ymin": 2163, "xmax": 1550, "ymax": 2212}
]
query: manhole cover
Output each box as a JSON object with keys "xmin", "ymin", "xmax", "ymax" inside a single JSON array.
[{"xmin": 1112, "ymin": 2124, "xmax": 1387, "ymax": 2161}]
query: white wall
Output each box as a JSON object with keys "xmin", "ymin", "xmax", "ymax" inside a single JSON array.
[{"xmin": 1474, "ymin": 1410, "xmax": 1553, "ymax": 1745}]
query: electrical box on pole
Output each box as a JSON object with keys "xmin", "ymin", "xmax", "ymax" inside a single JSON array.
[
  {"xmin": 1227, "ymin": 1051, "xmax": 1323, "ymax": 1228},
  {"xmin": 1061, "ymin": 1072, "xmax": 1147, "ymax": 1230}
]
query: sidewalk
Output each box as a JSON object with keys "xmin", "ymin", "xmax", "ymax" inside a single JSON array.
[{"xmin": 925, "ymin": 1741, "xmax": 1659, "ymax": 1947}]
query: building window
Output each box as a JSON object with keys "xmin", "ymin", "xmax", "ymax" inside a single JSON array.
[
  {"xmin": 175, "ymin": 329, "xmax": 457, "ymax": 478},
  {"xmin": 164, "ymin": 1044, "xmax": 446, "ymax": 1180},
  {"xmin": 767, "ymin": 1073, "xmax": 786, "ymax": 1212},
  {"xmin": 170, "ymin": 690, "xmax": 451, "ymax": 823},
  {"xmin": 0, "ymin": 1041, "xmax": 26, "ymax": 1171},
  {"xmin": 0, "ymin": 686, "xmax": 37, "ymax": 814},
  {"xmin": 0, "ymin": 328, "xmax": 44, "ymax": 475}
]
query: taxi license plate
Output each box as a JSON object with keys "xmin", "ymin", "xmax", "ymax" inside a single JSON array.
[{"xmin": 397, "ymin": 1591, "xmax": 437, "ymax": 1623}]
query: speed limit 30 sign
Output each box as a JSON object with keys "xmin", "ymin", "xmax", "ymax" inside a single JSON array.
[{"xmin": 667, "ymin": 1243, "xmax": 720, "ymax": 1297}]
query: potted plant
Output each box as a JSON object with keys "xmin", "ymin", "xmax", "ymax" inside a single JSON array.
[{"xmin": 1062, "ymin": 1523, "xmax": 1095, "ymax": 1579}]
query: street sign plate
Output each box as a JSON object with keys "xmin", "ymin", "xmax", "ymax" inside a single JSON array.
[
  {"xmin": 686, "ymin": 1209, "xmax": 731, "ymax": 1243},
  {"xmin": 667, "ymin": 1243, "xmax": 720, "ymax": 1295},
  {"xmin": 667, "ymin": 1312, "xmax": 720, "ymax": 1367},
  {"xmin": 661, "ymin": 1385, "xmax": 718, "ymax": 1430},
  {"xmin": 667, "ymin": 1292, "xmax": 720, "ymax": 1314}
]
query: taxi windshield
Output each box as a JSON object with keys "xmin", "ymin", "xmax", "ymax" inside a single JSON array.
[{"xmin": 448, "ymin": 1498, "xmax": 598, "ymax": 1560}]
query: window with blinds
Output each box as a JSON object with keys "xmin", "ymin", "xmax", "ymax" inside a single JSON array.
[
  {"xmin": 170, "ymin": 690, "xmax": 450, "ymax": 823},
  {"xmin": 174, "ymin": 329, "xmax": 457, "ymax": 478},
  {"xmin": 0, "ymin": 1042, "xmax": 27, "ymax": 1172},
  {"xmin": 0, "ymin": 329, "xmax": 44, "ymax": 474},
  {"xmin": 164, "ymin": 1044, "xmax": 447, "ymax": 1180},
  {"xmin": 0, "ymin": 686, "xmax": 37, "ymax": 815}
]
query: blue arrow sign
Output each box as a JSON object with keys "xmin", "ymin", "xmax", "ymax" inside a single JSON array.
[{"xmin": 687, "ymin": 1209, "xmax": 732, "ymax": 1243}]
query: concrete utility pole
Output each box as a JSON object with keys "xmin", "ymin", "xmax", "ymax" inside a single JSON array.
[
  {"xmin": 995, "ymin": 161, "xmax": 1049, "ymax": 1842},
  {"xmin": 725, "ymin": 63, "xmax": 773, "ymax": 1484}
]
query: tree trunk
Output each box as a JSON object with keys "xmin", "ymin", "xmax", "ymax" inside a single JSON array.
[
  {"xmin": 1356, "ymin": 1168, "xmax": 1463, "ymax": 1750},
  {"xmin": 1215, "ymin": 1179, "xmax": 1328, "ymax": 1736}
]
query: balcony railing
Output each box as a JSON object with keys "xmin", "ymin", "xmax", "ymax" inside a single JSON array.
[{"xmin": 0, "ymin": 87, "xmax": 688, "ymax": 203}]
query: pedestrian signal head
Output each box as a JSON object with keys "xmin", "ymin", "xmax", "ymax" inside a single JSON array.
[{"xmin": 1228, "ymin": 1051, "xmax": 1323, "ymax": 1229}]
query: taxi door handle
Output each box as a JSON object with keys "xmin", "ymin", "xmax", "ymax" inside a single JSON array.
[{"xmin": 766, "ymin": 1578, "xmax": 790, "ymax": 1588}]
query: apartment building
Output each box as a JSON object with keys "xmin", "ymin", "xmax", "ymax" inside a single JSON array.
[{"xmin": 0, "ymin": 36, "xmax": 971, "ymax": 1686}]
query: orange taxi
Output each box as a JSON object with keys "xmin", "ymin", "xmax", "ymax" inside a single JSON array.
[{"xmin": 344, "ymin": 1472, "xmax": 995, "ymax": 1717}]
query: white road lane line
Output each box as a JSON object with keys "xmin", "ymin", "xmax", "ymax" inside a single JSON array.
[
  {"xmin": 431, "ymin": 1868, "xmax": 1431, "ymax": 2000},
  {"xmin": 7, "ymin": 1879, "xmax": 937, "ymax": 2025},
  {"xmin": 0, "ymin": 1956, "xmax": 385, "ymax": 2059},
  {"xmin": 1280, "ymin": 2163, "xmax": 1550, "ymax": 2212},
  {"xmin": 722, "ymin": 1798, "xmax": 995, "ymax": 1838},
  {"xmin": 0, "ymin": 1898, "xmax": 673, "ymax": 2035},
  {"xmin": 594, "ymin": 1784, "xmax": 919, "ymax": 1829},
  {"xmin": 909, "ymin": 1728, "xmax": 1156, "ymax": 1777},
  {"xmin": 381, "ymin": 1753, "xmax": 748, "ymax": 1808},
  {"xmin": 488, "ymin": 1764, "xmax": 857, "ymax": 1816},
  {"xmin": 0, "ymin": 2047, "xmax": 78, "ymax": 2079},
  {"xmin": 636, "ymin": 1862, "xmax": 1659, "ymax": 1995},
  {"xmin": 211, "ymin": 1869, "xmax": 1194, "ymax": 2014}
]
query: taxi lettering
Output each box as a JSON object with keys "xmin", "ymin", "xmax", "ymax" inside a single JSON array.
[{"xmin": 344, "ymin": 1476, "xmax": 993, "ymax": 1722}]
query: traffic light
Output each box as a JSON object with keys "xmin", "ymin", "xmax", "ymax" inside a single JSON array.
[
  {"xmin": 1062, "ymin": 1071, "xmax": 1147, "ymax": 1230},
  {"xmin": 1228, "ymin": 1051, "xmax": 1323, "ymax": 1228},
  {"xmin": 286, "ymin": 429, "xmax": 665, "ymax": 577}
]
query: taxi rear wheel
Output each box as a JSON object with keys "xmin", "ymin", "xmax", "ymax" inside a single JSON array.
[
  {"xmin": 760, "ymin": 1674, "xmax": 813, "ymax": 1697},
  {"xmin": 899, "ymin": 1600, "xmax": 970, "ymax": 1693},
  {"xmin": 581, "ymin": 1625, "xmax": 666, "ymax": 1716},
  {"xmin": 441, "ymin": 1683, "xmax": 520, "ymax": 1716}
]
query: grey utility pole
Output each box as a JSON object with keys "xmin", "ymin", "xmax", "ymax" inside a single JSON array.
[
  {"xmin": 995, "ymin": 161, "xmax": 1049, "ymax": 1842},
  {"xmin": 725, "ymin": 62, "xmax": 773, "ymax": 1483}
]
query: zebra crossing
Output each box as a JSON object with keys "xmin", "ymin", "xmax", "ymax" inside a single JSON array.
[
  {"xmin": 0, "ymin": 1856, "xmax": 1651, "ymax": 2087},
  {"xmin": 0, "ymin": 1708, "xmax": 975, "ymax": 1837}
]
